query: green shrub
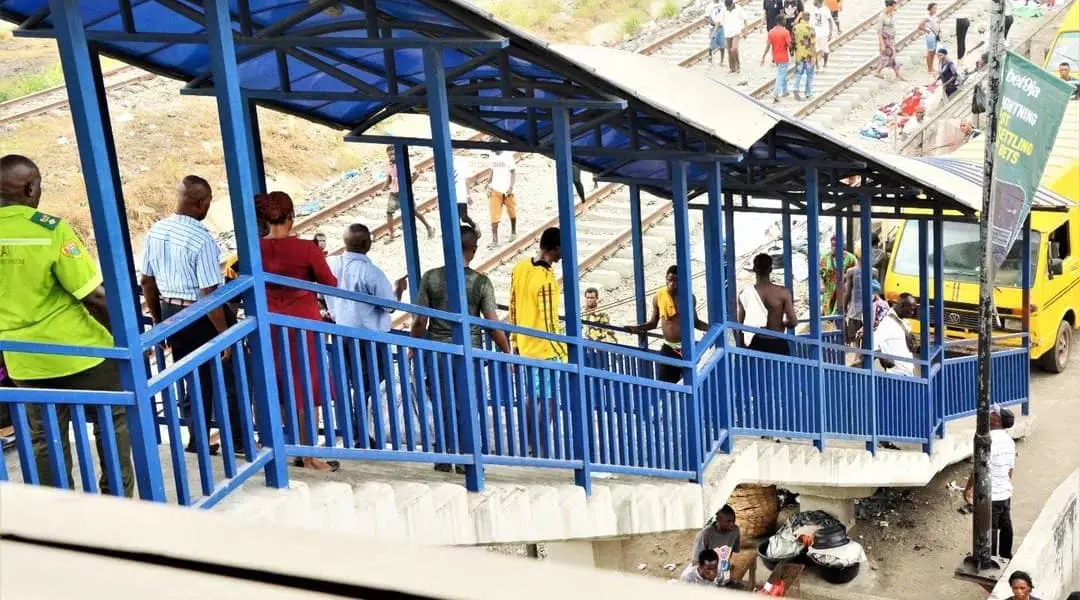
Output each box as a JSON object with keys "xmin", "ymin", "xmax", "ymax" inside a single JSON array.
[
  {"xmin": 0, "ymin": 62, "xmax": 64, "ymax": 103},
  {"xmin": 620, "ymin": 10, "xmax": 647, "ymax": 37},
  {"xmin": 660, "ymin": 0, "xmax": 680, "ymax": 19}
]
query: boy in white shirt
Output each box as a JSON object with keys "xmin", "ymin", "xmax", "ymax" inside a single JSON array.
[
  {"xmin": 487, "ymin": 150, "xmax": 517, "ymax": 247},
  {"xmin": 809, "ymin": 0, "xmax": 834, "ymax": 70}
]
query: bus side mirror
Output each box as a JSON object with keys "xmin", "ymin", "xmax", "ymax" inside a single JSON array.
[{"xmin": 1049, "ymin": 258, "xmax": 1065, "ymax": 277}]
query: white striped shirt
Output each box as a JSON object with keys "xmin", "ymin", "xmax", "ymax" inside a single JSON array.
[{"xmin": 141, "ymin": 214, "xmax": 223, "ymax": 301}]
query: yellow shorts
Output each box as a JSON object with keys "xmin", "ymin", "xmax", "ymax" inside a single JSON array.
[{"xmin": 489, "ymin": 191, "xmax": 517, "ymax": 222}]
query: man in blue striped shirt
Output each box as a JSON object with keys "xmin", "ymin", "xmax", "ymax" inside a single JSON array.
[{"xmin": 140, "ymin": 176, "xmax": 245, "ymax": 455}]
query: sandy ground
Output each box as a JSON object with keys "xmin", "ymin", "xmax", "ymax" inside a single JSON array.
[
  {"xmin": 604, "ymin": 348, "xmax": 1080, "ymax": 598},
  {"xmin": 0, "ymin": 23, "xmax": 56, "ymax": 80}
]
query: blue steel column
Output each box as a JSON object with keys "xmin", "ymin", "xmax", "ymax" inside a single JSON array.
[
  {"xmin": 859, "ymin": 194, "xmax": 876, "ymax": 451},
  {"xmin": 706, "ymin": 163, "xmax": 733, "ymax": 453},
  {"xmin": 724, "ymin": 192, "xmax": 737, "ymax": 321},
  {"xmin": 394, "ymin": 143, "xmax": 422, "ymax": 300},
  {"xmin": 552, "ymin": 108, "xmax": 592, "ymax": 491},
  {"xmin": 423, "ymin": 46, "xmax": 484, "ymax": 491},
  {"xmin": 204, "ymin": 0, "xmax": 288, "ymax": 487},
  {"xmin": 629, "ymin": 184, "xmax": 648, "ymax": 349},
  {"xmin": 1020, "ymin": 215, "xmax": 1032, "ymax": 415},
  {"xmin": 782, "ymin": 202, "xmax": 794, "ymax": 306},
  {"xmin": 48, "ymin": 0, "xmax": 164, "ymax": 500},
  {"xmin": 917, "ymin": 219, "xmax": 931, "ymax": 453},
  {"xmin": 671, "ymin": 162, "xmax": 704, "ymax": 479},
  {"xmin": 704, "ymin": 165, "xmax": 726, "ymax": 324},
  {"xmin": 933, "ymin": 208, "xmax": 946, "ymax": 434},
  {"xmin": 804, "ymin": 168, "xmax": 826, "ymax": 451},
  {"xmin": 242, "ymin": 99, "xmax": 266, "ymax": 194},
  {"xmin": 834, "ymin": 212, "xmax": 845, "ymax": 341}
]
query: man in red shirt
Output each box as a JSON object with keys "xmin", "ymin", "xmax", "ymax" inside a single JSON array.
[{"xmin": 761, "ymin": 23, "xmax": 792, "ymax": 102}]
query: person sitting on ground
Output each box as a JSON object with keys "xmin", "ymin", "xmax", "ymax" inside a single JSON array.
[
  {"xmin": 412, "ymin": 225, "xmax": 510, "ymax": 474},
  {"xmin": 959, "ymin": 117, "xmax": 981, "ymax": 143},
  {"xmin": 679, "ymin": 549, "xmax": 721, "ymax": 585},
  {"xmin": 738, "ymin": 253, "xmax": 798, "ymax": 355},
  {"xmin": 1006, "ymin": 571, "xmax": 1040, "ymax": 600},
  {"xmin": 964, "ymin": 405, "xmax": 1017, "ymax": 559},
  {"xmin": 628, "ymin": 265, "xmax": 709, "ymax": 383},
  {"xmin": 901, "ymin": 105, "xmax": 927, "ymax": 139},
  {"xmin": 690, "ymin": 505, "xmax": 745, "ymax": 589}
]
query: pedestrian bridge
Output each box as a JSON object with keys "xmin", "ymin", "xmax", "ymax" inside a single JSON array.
[{"xmin": 0, "ymin": 0, "xmax": 1055, "ymax": 526}]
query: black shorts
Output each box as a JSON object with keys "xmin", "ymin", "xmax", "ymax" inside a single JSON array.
[
  {"xmin": 830, "ymin": 9, "xmax": 839, "ymax": 20},
  {"xmin": 658, "ymin": 344, "xmax": 684, "ymax": 383},
  {"xmin": 748, "ymin": 334, "xmax": 792, "ymax": 356}
]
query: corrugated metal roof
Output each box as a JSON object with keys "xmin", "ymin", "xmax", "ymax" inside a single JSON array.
[
  {"xmin": 552, "ymin": 44, "xmax": 778, "ymax": 151},
  {"xmin": 945, "ymin": 101, "xmax": 1079, "ymax": 204}
]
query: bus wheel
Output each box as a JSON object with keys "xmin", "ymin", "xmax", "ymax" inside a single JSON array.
[{"xmin": 1039, "ymin": 320, "xmax": 1072, "ymax": 374}]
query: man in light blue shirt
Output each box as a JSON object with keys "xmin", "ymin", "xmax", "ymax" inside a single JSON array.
[{"xmin": 330, "ymin": 223, "xmax": 405, "ymax": 448}]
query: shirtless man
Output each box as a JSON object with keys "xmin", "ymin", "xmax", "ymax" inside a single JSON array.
[
  {"xmin": 629, "ymin": 265, "xmax": 709, "ymax": 383},
  {"xmin": 736, "ymin": 254, "xmax": 797, "ymax": 354}
]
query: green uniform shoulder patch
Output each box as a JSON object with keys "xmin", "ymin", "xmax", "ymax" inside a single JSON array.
[{"xmin": 30, "ymin": 211, "xmax": 62, "ymax": 231}]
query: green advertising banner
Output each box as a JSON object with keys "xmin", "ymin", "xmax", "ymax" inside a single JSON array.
[{"xmin": 989, "ymin": 51, "xmax": 1074, "ymax": 268}]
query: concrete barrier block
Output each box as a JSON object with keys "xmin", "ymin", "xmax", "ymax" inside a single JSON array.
[
  {"xmin": 609, "ymin": 483, "xmax": 664, "ymax": 534},
  {"xmin": 555, "ymin": 485, "xmax": 593, "ymax": 539},
  {"xmin": 353, "ymin": 481, "xmax": 405, "ymax": 540},
  {"xmin": 583, "ymin": 485, "xmax": 619, "ymax": 538},
  {"xmin": 390, "ymin": 482, "xmax": 439, "ymax": 545},
  {"xmin": 307, "ymin": 481, "xmax": 358, "ymax": 533},
  {"xmin": 428, "ymin": 483, "xmax": 474, "ymax": 545},
  {"xmin": 468, "ymin": 485, "xmax": 531, "ymax": 544},
  {"xmin": 642, "ymin": 235, "xmax": 670, "ymax": 255},
  {"xmin": 587, "ymin": 269, "xmax": 623, "ymax": 290},
  {"xmin": 605, "ymin": 258, "xmax": 637, "ymax": 277},
  {"xmin": 523, "ymin": 485, "xmax": 564, "ymax": 541}
]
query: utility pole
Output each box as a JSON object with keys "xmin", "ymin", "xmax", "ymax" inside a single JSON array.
[{"xmin": 970, "ymin": 0, "xmax": 1007, "ymax": 571}]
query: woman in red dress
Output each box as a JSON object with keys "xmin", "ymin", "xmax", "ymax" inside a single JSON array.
[{"xmin": 255, "ymin": 191, "xmax": 340, "ymax": 472}]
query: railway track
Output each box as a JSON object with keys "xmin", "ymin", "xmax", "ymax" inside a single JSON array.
[
  {"xmin": 0, "ymin": 65, "xmax": 152, "ymax": 125},
  {"xmin": 780, "ymin": 0, "xmax": 975, "ymax": 120}
]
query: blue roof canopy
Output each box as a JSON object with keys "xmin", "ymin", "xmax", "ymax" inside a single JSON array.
[{"xmin": 3, "ymin": 0, "xmax": 1068, "ymax": 217}]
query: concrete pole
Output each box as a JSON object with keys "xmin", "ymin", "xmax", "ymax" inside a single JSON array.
[{"xmin": 972, "ymin": 0, "xmax": 1008, "ymax": 569}]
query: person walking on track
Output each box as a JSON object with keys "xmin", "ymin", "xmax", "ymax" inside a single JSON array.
[{"xmin": 487, "ymin": 149, "xmax": 517, "ymax": 248}]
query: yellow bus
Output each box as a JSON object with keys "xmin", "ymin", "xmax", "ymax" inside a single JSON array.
[{"xmin": 884, "ymin": 19, "xmax": 1080, "ymax": 372}]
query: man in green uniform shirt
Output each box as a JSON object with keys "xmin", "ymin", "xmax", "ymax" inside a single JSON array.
[{"xmin": 0, "ymin": 154, "xmax": 134, "ymax": 495}]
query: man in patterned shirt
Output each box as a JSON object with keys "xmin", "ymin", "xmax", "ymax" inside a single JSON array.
[
  {"xmin": 792, "ymin": 13, "xmax": 817, "ymax": 100},
  {"xmin": 581, "ymin": 287, "xmax": 617, "ymax": 344}
]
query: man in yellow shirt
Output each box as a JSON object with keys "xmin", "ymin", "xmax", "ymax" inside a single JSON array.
[
  {"xmin": 0, "ymin": 154, "xmax": 134, "ymax": 495},
  {"xmin": 508, "ymin": 228, "xmax": 565, "ymax": 454},
  {"xmin": 630, "ymin": 265, "xmax": 709, "ymax": 383}
]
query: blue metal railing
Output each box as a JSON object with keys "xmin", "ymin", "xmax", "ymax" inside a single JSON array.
[{"xmin": 0, "ymin": 272, "xmax": 1033, "ymax": 501}]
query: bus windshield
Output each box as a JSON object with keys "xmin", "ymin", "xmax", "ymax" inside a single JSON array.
[
  {"xmin": 1047, "ymin": 30, "xmax": 1079, "ymax": 74},
  {"xmin": 892, "ymin": 221, "xmax": 1041, "ymax": 287}
]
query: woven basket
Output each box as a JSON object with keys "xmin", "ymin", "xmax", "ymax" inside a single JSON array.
[{"xmin": 727, "ymin": 484, "xmax": 780, "ymax": 539}]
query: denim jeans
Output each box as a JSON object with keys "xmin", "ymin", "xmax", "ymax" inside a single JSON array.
[
  {"xmin": 773, "ymin": 62, "xmax": 789, "ymax": 98},
  {"xmin": 794, "ymin": 60, "xmax": 814, "ymax": 96}
]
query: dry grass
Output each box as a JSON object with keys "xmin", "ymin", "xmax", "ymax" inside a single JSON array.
[
  {"xmin": 0, "ymin": 83, "xmax": 379, "ymax": 253},
  {"xmin": 480, "ymin": 0, "xmax": 663, "ymax": 42}
]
